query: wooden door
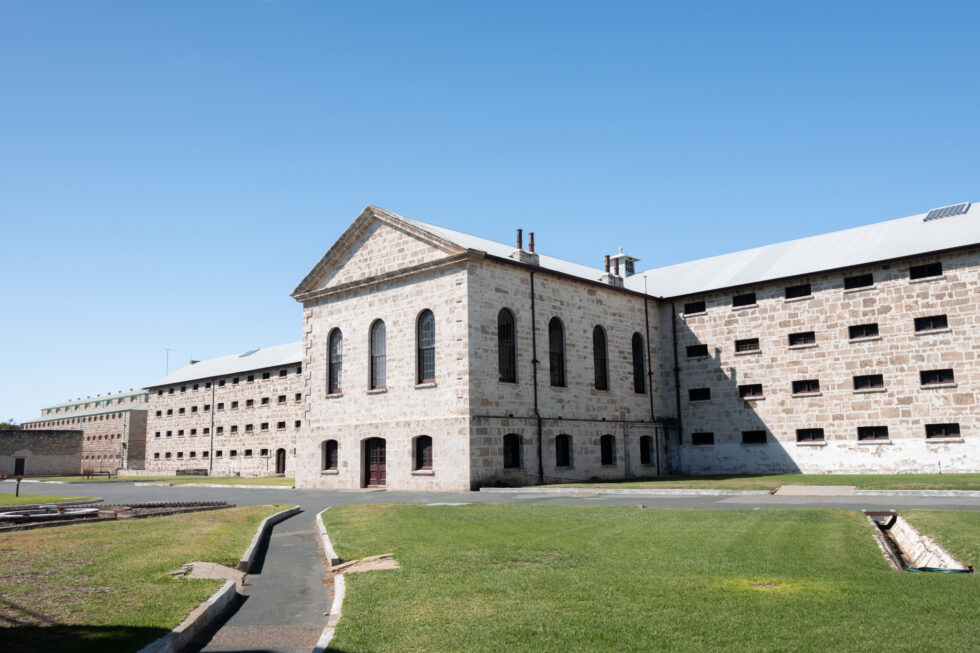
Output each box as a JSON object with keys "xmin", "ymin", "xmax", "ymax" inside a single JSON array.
[
  {"xmin": 14, "ymin": 458, "xmax": 25, "ymax": 476},
  {"xmin": 275, "ymin": 449, "xmax": 286, "ymax": 475},
  {"xmin": 365, "ymin": 438, "xmax": 386, "ymax": 486}
]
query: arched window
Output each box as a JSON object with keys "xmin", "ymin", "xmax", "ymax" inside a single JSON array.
[
  {"xmin": 370, "ymin": 320, "xmax": 386, "ymax": 389},
  {"xmin": 632, "ymin": 333, "xmax": 646, "ymax": 394},
  {"xmin": 328, "ymin": 329, "xmax": 343, "ymax": 394},
  {"xmin": 498, "ymin": 308, "xmax": 517, "ymax": 383},
  {"xmin": 555, "ymin": 434, "xmax": 572, "ymax": 468},
  {"xmin": 639, "ymin": 435, "xmax": 653, "ymax": 466},
  {"xmin": 417, "ymin": 309, "xmax": 436, "ymax": 383},
  {"xmin": 414, "ymin": 435, "xmax": 433, "ymax": 470},
  {"xmin": 503, "ymin": 433, "xmax": 522, "ymax": 469},
  {"xmin": 593, "ymin": 325, "xmax": 609, "ymax": 391},
  {"xmin": 600, "ymin": 434, "xmax": 616, "ymax": 466},
  {"xmin": 322, "ymin": 440, "xmax": 338, "ymax": 471},
  {"xmin": 548, "ymin": 318, "xmax": 566, "ymax": 387}
]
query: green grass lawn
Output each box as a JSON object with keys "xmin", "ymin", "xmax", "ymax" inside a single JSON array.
[
  {"xmin": 541, "ymin": 472, "xmax": 980, "ymax": 491},
  {"xmin": 0, "ymin": 493, "xmax": 96, "ymax": 506},
  {"xmin": 324, "ymin": 504, "xmax": 978, "ymax": 652},
  {"xmin": 903, "ymin": 510, "xmax": 980, "ymax": 568},
  {"xmin": 0, "ymin": 504, "xmax": 287, "ymax": 652},
  {"xmin": 148, "ymin": 476, "xmax": 295, "ymax": 486}
]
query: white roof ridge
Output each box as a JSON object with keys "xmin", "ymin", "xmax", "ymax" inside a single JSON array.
[{"xmin": 145, "ymin": 341, "xmax": 303, "ymax": 388}]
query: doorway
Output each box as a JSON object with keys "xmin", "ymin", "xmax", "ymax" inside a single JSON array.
[
  {"xmin": 275, "ymin": 448, "xmax": 286, "ymax": 475},
  {"xmin": 13, "ymin": 458, "xmax": 25, "ymax": 476},
  {"xmin": 364, "ymin": 438, "xmax": 386, "ymax": 487}
]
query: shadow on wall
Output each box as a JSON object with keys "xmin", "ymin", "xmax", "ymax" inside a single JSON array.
[{"xmin": 672, "ymin": 315, "xmax": 802, "ymax": 475}]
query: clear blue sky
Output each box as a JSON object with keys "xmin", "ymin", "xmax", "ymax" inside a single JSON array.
[{"xmin": 2, "ymin": 1, "xmax": 977, "ymax": 422}]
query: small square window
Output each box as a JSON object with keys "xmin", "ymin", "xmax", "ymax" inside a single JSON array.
[
  {"xmin": 247, "ymin": 375, "xmax": 254, "ymax": 382},
  {"xmin": 154, "ymin": 452, "xmax": 160, "ymax": 459},
  {"xmin": 691, "ymin": 432, "xmax": 714, "ymax": 446},
  {"xmin": 205, "ymin": 381, "xmax": 212, "ymax": 389},
  {"xmin": 233, "ymin": 377, "xmax": 240, "ymax": 384},
  {"xmin": 217, "ymin": 402, "xmax": 225, "ymax": 410},
  {"xmin": 230, "ymin": 449, "xmax": 238, "ymax": 457},
  {"xmin": 295, "ymin": 393, "xmax": 302, "ymax": 401},
  {"xmin": 165, "ymin": 452, "xmax": 172, "ymax": 458},
  {"xmin": 180, "ymin": 386, "xmax": 187, "ymax": 393},
  {"xmin": 792, "ymin": 379, "xmax": 820, "ymax": 395},
  {"xmin": 796, "ymin": 428, "xmax": 824, "ymax": 442},
  {"xmin": 262, "ymin": 372, "xmax": 270, "ymax": 380},
  {"xmin": 925, "ymin": 423, "xmax": 959, "ymax": 438},
  {"xmin": 844, "ymin": 273, "xmax": 873, "ymax": 289},
  {"xmin": 178, "ymin": 407, "xmax": 185, "ymax": 415},
  {"xmin": 166, "ymin": 430, "xmax": 172, "ymax": 437},
  {"xmin": 203, "ymin": 451, "xmax": 209, "ymax": 458},
  {"xmin": 166, "ymin": 409, "xmax": 173, "ymax": 416},
  {"xmin": 742, "ymin": 430, "xmax": 766, "ymax": 444},
  {"xmin": 191, "ymin": 405, "xmax": 197, "ymax": 413},
  {"xmin": 246, "ymin": 399, "xmax": 254, "ymax": 408},
  {"xmin": 168, "ymin": 388, "xmax": 174, "ymax": 394},
  {"xmin": 849, "ymin": 323, "xmax": 879, "ymax": 339},
  {"xmin": 216, "ymin": 426, "xmax": 224, "ymax": 434},
  {"xmin": 193, "ymin": 383, "xmax": 199, "ymax": 390},
  {"xmin": 910, "ymin": 261, "xmax": 942, "ymax": 280},
  {"xmin": 245, "ymin": 424, "xmax": 253, "ymax": 432},
  {"xmin": 189, "ymin": 451, "xmax": 196, "ymax": 458},
  {"xmin": 294, "ymin": 420, "xmax": 302, "ymax": 428},
  {"xmin": 738, "ymin": 384, "xmax": 763, "ymax": 399},
  {"xmin": 277, "ymin": 421, "xmax": 286, "ymax": 429},
  {"xmin": 784, "ymin": 283, "xmax": 811, "ymax": 299},
  {"xmin": 733, "ymin": 292, "xmax": 756, "ymax": 307},
  {"xmin": 231, "ymin": 425, "xmax": 239, "ymax": 433},
  {"xmin": 261, "ymin": 397, "xmax": 269, "ymax": 405},
  {"xmin": 219, "ymin": 380, "xmax": 226, "ymax": 386},
  {"xmin": 178, "ymin": 429, "xmax": 184, "ymax": 436},
  {"xmin": 261, "ymin": 422, "xmax": 269, "ymax": 431},
  {"xmin": 688, "ymin": 388, "xmax": 711, "ymax": 401},
  {"xmin": 279, "ymin": 369, "xmax": 287, "ymax": 377},
  {"xmin": 858, "ymin": 426, "xmax": 889, "ymax": 441},
  {"xmin": 216, "ymin": 450, "xmax": 223, "ymax": 457},
  {"xmin": 157, "ymin": 390, "xmax": 163, "ymax": 396},
  {"xmin": 296, "ymin": 366, "xmax": 302, "ymax": 374},
  {"xmin": 155, "ymin": 410, "xmax": 162, "ymax": 417},
  {"xmin": 261, "ymin": 448, "xmax": 269, "ymax": 456},
  {"xmin": 914, "ymin": 315, "xmax": 948, "ymax": 332},
  {"xmin": 190, "ymin": 428, "xmax": 197, "ymax": 435},
  {"xmin": 203, "ymin": 427, "xmax": 210, "ymax": 435},
  {"xmin": 231, "ymin": 401, "xmax": 239, "ymax": 410},
  {"xmin": 920, "ymin": 369, "xmax": 954, "ymax": 385},
  {"xmin": 155, "ymin": 431, "xmax": 161, "ymax": 438},
  {"xmin": 854, "ymin": 374, "xmax": 884, "ymax": 390},
  {"xmin": 788, "ymin": 331, "xmax": 815, "ymax": 346},
  {"xmin": 204, "ymin": 404, "xmax": 210, "ymax": 412},
  {"xmin": 686, "ymin": 344, "xmax": 708, "ymax": 358},
  {"xmin": 684, "ymin": 300, "xmax": 705, "ymax": 314},
  {"xmin": 244, "ymin": 449, "xmax": 252, "ymax": 457},
  {"xmin": 278, "ymin": 395, "xmax": 286, "ymax": 403},
  {"xmin": 735, "ymin": 338, "xmax": 759, "ymax": 353}
]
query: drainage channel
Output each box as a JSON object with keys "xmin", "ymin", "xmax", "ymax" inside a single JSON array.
[{"xmin": 864, "ymin": 510, "xmax": 973, "ymax": 574}]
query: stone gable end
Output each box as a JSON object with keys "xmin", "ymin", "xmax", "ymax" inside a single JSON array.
[{"xmin": 315, "ymin": 220, "xmax": 457, "ymax": 292}]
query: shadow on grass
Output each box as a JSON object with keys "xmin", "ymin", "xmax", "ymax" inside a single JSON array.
[{"xmin": 1, "ymin": 596, "xmax": 170, "ymax": 653}]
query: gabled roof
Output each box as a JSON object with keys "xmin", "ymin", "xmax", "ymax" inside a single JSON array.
[
  {"xmin": 626, "ymin": 202, "xmax": 979, "ymax": 297},
  {"xmin": 145, "ymin": 342, "xmax": 303, "ymax": 388}
]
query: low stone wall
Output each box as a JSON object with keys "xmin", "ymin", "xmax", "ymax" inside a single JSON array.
[{"xmin": 0, "ymin": 430, "xmax": 83, "ymax": 476}]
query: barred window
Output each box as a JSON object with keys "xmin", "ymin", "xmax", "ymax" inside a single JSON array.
[
  {"xmin": 796, "ymin": 429, "xmax": 825, "ymax": 442},
  {"xmin": 555, "ymin": 434, "xmax": 572, "ymax": 467},
  {"xmin": 632, "ymin": 333, "xmax": 646, "ymax": 394},
  {"xmin": 858, "ymin": 426, "xmax": 889, "ymax": 441},
  {"xmin": 414, "ymin": 435, "xmax": 433, "ymax": 470},
  {"xmin": 593, "ymin": 326, "xmax": 609, "ymax": 391},
  {"xmin": 503, "ymin": 433, "xmax": 522, "ymax": 469},
  {"xmin": 498, "ymin": 309, "xmax": 517, "ymax": 383},
  {"xmin": 370, "ymin": 320, "xmax": 386, "ymax": 389},
  {"xmin": 849, "ymin": 323, "xmax": 879, "ymax": 339},
  {"xmin": 639, "ymin": 435, "xmax": 653, "ymax": 465},
  {"xmin": 600, "ymin": 434, "xmax": 616, "ymax": 466},
  {"xmin": 417, "ymin": 310, "xmax": 436, "ymax": 383},
  {"xmin": 322, "ymin": 440, "xmax": 338, "ymax": 471},
  {"xmin": 328, "ymin": 328, "xmax": 343, "ymax": 394},
  {"xmin": 844, "ymin": 273, "xmax": 874, "ymax": 289},
  {"xmin": 548, "ymin": 318, "xmax": 566, "ymax": 387},
  {"xmin": 792, "ymin": 379, "xmax": 821, "ymax": 395}
]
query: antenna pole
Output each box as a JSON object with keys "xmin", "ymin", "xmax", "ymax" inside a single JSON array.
[{"xmin": 164, "ymin": 348, "xmax": 175, "ymax": 374}]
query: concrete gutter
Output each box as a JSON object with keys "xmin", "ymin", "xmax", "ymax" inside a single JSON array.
[
  {"xmin": 237, "ymin": 505, "xmax": 302, "ymax": 572},
  {"xmin": 134, "ymin": 482, "xmax": 295, "ymax": 489},
  {"xmin": 0, "ymin": 479, "xmax": 66, "ymax": 485},
  {"xmin": 135, "ymin": 580, "xmax": 237, "ymax": 653},
  {"xmin": 316, "ymin": 507, "xmax": 341, "ymax": 567},
  {"xmin": 313, "ymin": 508, "xmax": 347, "ymax": 653},
  {"xmin": 479, "ymin": 487, "xmax": 772, "ymax": 497},
  {"xmin": 853, "ymin": 489, "xmax": 980, "ymax": 497},
  {"xmin": 0, "ymin": 498, "xmax": 103, "ymax": 511}
]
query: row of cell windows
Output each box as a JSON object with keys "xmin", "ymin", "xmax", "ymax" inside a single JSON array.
[
  {"xmin": 82, "ymin": 454, "xmax": 118, "ymax": 460},
  {"xmin": 43, "ymin": 394, "xmax": 147, "ymax": 415},
  {"xmin": 503, "ymin": 433, "xmax": 657, "ymax": 469},
  {"xmin": 690, "ymin": 423, "xmax": 962, "ymax": 445},
  {"xmin": 85, "ymin": 434, "xmax": 121, "ymax": 441},
  {"xmin": 319, "ymin": 436, "xmax": 433, "ymax": 472},
  {"xmin": 152, "ymin": 448, "xmax": 278, "ymax": 459},
  {"xmin": 26, "ymin": 412, "xmax": 127, "ymax": 428},
  {"xmin": 682, "ymin": 262, "xmax": 946, "ymax": 315},
  {"xmin": 154, "ymin": 420, "xmax": 301, "ymax": 437},
  {"xmin": 324, "ymin": 309, "xmax": 649, "ymax": 395},
  {"xmin": 688, "ymin": 369, "xmax": 957, "ymax": 401},
  {"xmin": 154, "ymin": 366, "xmax": 302, "ymax": 396},
  {"xmin": 154, "ymin": 393, "xmax": 302, "ymax": 417},
  {"xmin": 686, "ymin": 316, "xmax": 950, "ymax": 359}
]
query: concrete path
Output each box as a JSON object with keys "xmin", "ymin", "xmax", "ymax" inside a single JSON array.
[
  {"xmin": 185, "ymin": 511, "xmax": 329, "ymax": 653},
  {"xmin": 773, "ymin": 484, "xmax": 856, "ymax": 496}
]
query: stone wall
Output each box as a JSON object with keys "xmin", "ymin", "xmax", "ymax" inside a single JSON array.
[
  {"xmin": 662, "ymin": 248, "xmax": 979, "ymax": 474},
  {"xmin": 22, "ymin": 405, "xmax": 148, "ymax": 473},
  {"xmin": 0, "ymin": 429, "xmax": 83, "ymax": 476},
  {"xmin": 145, "ymin": 364, "xmax": 303, "ymax": 476},
  {"xmin": 466, "ymin": 257, "xmax": 667, "ymax": 487}
]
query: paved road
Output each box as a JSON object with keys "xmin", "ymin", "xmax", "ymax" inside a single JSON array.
[{"xmin": 7, "ymin": 480, "xmax": 980, "ymax": 512}]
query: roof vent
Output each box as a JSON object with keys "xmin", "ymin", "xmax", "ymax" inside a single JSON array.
[
  {"xmin": 239, "ymin": 349, "xmax": 260, "ymax": 357},
  {"xmin": 924, "ymin": 202, "xmax": 970, "ymax": 222}
]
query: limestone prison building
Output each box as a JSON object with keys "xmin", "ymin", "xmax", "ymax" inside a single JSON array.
[{"xmin": 145, "ymin": 202, "xmax": 978, "ymax": 489}]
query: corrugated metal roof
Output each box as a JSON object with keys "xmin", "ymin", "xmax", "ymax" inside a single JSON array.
[
  {"xmin": 396, "ymin": 203, "xmax": 979, "ymax": 298},
  {"xmin": 24, "ymin": 401, "xmax": 147, "ymax": 425},
  {"xmin": 625, "ymin": 203, "xmax": 980, "ymax": 297},
  {"xmin": 145, "ymin": 342, "xmax": 303, "ymax": 388}
]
